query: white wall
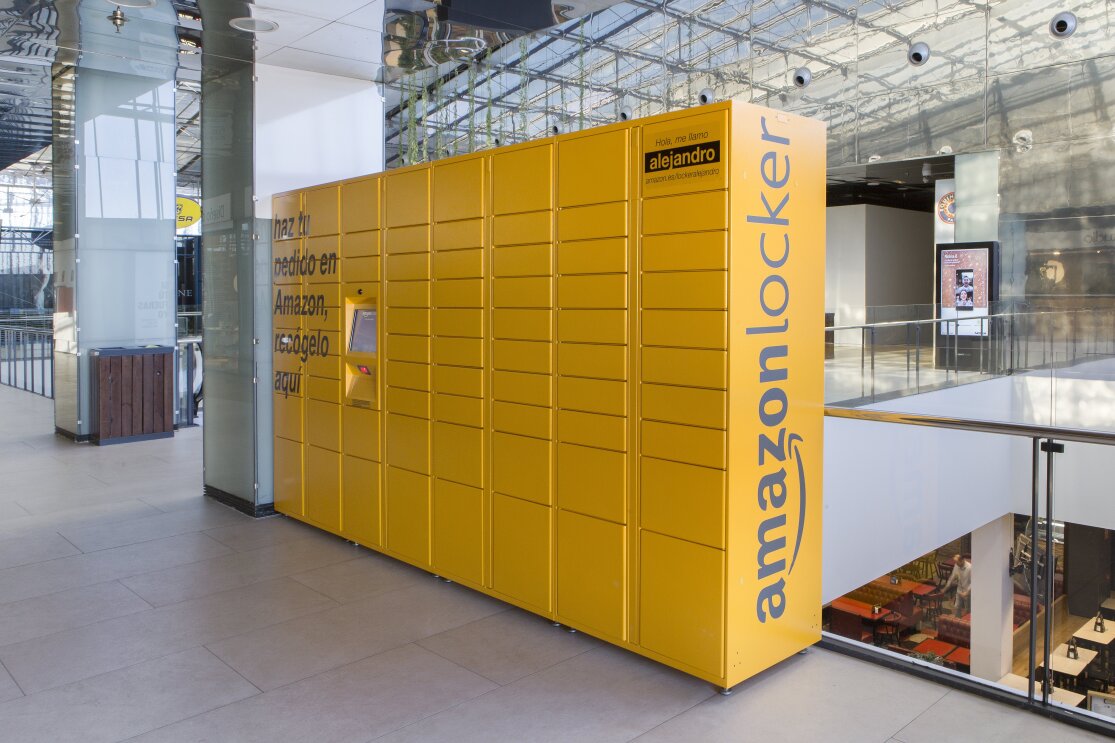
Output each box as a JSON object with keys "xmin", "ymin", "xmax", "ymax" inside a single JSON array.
[
  {"xmin": 823, "ymin": 368, "xmax": 1115, "ymax": 601},
  {"xmin": 864, "ymin": 206, "xmax": 934, "ymax": 308},
  {"xmin": 254, "ymin": 64, "xmax": 385, "ymax": 218},
  {"xmin": 825, "ymin": 204, "xmax": 866, "ymax": 327},
  {"xmin": 822, "ymin": 415, "xmax": 1024, "ymax": 602}
]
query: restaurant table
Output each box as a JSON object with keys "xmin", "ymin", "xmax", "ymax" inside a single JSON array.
[
  {"xmin": 1100, "ymin": 597, "xmax": 1115, "ymax": 621},
  {"xmin": 870, "ymin": 577, "xmax": 924, "ymax": 595},
  {"xmin": 911, "ymin": 582, "xmax": 937, "ymax": 597},
  {"xmin": 947, "ymin": 646, "xmax": 970, "ymax": 668},
  {"xmin": 998, "ymin": 673, "xmax": 1086, "ymax": 707},
  {"xmin": 914, "ymin": 638, "xmax": 957, "ymax": 658},
  {"xmin": 1036, "ymin": 643, "xmax": 1098, "ymax": 679},
  {"xmin": 1073, "ymin": 621, "xmax": 1115, "ymax": 648},
  {"xmin": 831, "ymin": 597, "xmax": 889, "ymax": 620}
]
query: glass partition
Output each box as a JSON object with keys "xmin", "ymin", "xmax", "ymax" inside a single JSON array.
[{"xmin": 822, "ymin": 404, "xmax": 1115, "ymax": 734}]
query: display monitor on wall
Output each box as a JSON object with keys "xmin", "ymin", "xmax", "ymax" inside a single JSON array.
[
  {"xmin": 349, "ymin": 308, "xmax": 377, "ymax": 354},
  {"xmin": 937, "ymin": 242, "xmax": 999, "ymax": 337}
]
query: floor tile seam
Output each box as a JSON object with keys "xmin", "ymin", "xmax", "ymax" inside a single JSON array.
[
  {"xmin": 408, "ymin": 604, "xmax": 516, "ymax": 657},
  {"xmin": 206, "ymin": 526, "xmax": 348, "ymax": 555},
  {"xmin": 286, "ymin": 570, "xmax": 452, "ymax": 607},
  {"xmin": 11, "ymin": 495, "xmax": 168, "ymax": 522},
  {"xmin": 0, "ymin": 571, "xmax": 334, "ymax": 657},
  {"xmin": 887, "ymin": 686, "xmax": 955, "ymax": 742},
  {"xmin": 172, "ymin": 591, "xmax": 345, "ymax": 657},
  {"xmin": 115, "ymin": 578, "xmax": 157, "ymax": 610},
  {"xmin": 0, "ymin": 575, "xmax": 141, "ymax": 618},
  {"xmin": 4, "ymin": 587, "xmax": 343, "ymax": 697},
  {"xmin": 363, "ymin": 662, "xmax": 512, "ymax": 743},
  {"xmin": 123, "ymin": 555, "xmax": 357, "ymax": 610},
  {"xmin": 620, "ymin": 688, "xmax": 719, "ymax": 743},
  {"xmin": 97, "ymin": 532, "xmax": 237, "ymax": 580},
  {"xmin": 63, "ymin": 528, "xmax": 231, "ymax": 556},
  {"xmin": 0, "ymin": 578, "xmax": 158, "ymax": 651},
  {"xmin": 53, "ymin": 530, "xmax": 85, "ymax": 556},
  {"xmin": 0, "ymin": 501, "xmax": 177, "ymax": 534},
  {"xmin": 405, "ymin": 627, "xmax": 599, "ymax": 713},
  {"xmin": 58, "ymin": 512, "xmax": 251, "ymax": 554},
  {"xmin": 0, "ymin": 653, "xmax": 27, "ymax": 698},
  {"xmin": 200, "ymin": 644, "xmax": 266, "ymax": 695},
  {"xmin": 127, "ymin": 534, "xmax": 377, "ymax": 607},
  {"xmin": 410, "ymin": 638, "xmax": 510, "ymax": 688},
  {"xmin": 0, "ymin": 530, "xmax": 233, "ymax": 582},
  {"xmin": 229, "ymin": 637, "xmax": 480, "ymax": 702},
  {"xmin": 0, "ymin": 643, "xmax": 210, "ymax": 701},
  {"xmin": 81, "ymin": 652, "xmax": 265, "ymax": 743}
]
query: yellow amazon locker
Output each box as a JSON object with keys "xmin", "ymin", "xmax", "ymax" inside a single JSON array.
[{"xmin": 273, "ymin": 101, "xmax": 824, "ymax": 690}]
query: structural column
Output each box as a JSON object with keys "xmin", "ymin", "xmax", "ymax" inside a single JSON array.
[
  {"xmin": 971, "ymin": 513, "xmax": 1015, "ymax": 681},
  {"xmin": 52, "ymin": 27, "xmax": 178, "ymax": 439},
  {"xmin": 199, "ymin": 0, "xmax": 383, "ymax": 514}
]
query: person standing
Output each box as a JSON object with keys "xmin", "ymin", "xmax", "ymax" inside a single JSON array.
[{"xmin": 943, "ymin": 554, "xmax": 972, "ymax": 617}]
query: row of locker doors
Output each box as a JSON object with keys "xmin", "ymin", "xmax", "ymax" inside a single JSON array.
[{"xmin": 278, "ymin": 428, "xmax": 630, "ymax": 645}]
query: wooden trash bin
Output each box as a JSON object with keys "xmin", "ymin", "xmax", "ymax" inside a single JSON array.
[{"xmin": 90, "ymin": 346, "xmax": 175, "ymax": 445}]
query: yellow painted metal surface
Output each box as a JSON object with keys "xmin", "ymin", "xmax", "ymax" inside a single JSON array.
[{"xmin": 272, "ymin": 101, "xmax": 825, "ymax": 688}]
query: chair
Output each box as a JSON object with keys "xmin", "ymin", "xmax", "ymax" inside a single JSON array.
[
  {"xmin": 874, "ymin": 613, "xmax": 902, "ymax": 646},
  {"xmin": 922, "ymin": 591, "xmax": 945, "ymax": 627}
]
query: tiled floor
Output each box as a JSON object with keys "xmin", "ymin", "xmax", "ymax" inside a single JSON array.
[{"xmin": 0, "ymin": 385, "xmax": 1107, "ymax": 742}]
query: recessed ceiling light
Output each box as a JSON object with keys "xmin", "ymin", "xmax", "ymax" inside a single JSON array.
[
  {"xmin": 107, "ymin": 0, "xmax": 157, "ymax": 8},
  {"xmin": 229, "ymin": 17, "xmax": 279, "ymax": 33}
]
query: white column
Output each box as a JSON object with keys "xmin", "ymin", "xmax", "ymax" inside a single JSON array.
[{"xmin": 971, "ymin": 513, "xmax": 1014, "ymax": 681}]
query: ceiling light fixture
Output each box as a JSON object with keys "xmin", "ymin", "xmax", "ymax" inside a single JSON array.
[
  {"xmin": 229, "ymin": 17, "xmax": 279, "ymax": 34},
  {"xmin": 107, "ymin": 7, "xmax": 128, "ymax": 32},
  {"xmin": 107, "ymin": 0, "xmax": 157, "ymax": 7}
]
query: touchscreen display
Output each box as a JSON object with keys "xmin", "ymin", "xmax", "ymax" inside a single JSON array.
[{"xmin": 349, "ymin": 308, "xmax": 377, "ymax": 354}]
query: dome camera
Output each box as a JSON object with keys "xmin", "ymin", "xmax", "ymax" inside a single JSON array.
[
  {"xmin": 617, "ymin": 104, "xmax": 633, "ymax": 121},
  {"xmin": 551, "ymin": 123, "xmax": 561, "ymax": 136},
  {"xmin": 908, "ymin": 41, "xmax": 930, "ymax": 66},
  {"xmin": 698, "ymin": 87, "xmax": 716, "ymax": 105},
  {"xmin": 792, "ymin": 68, "xmax": 811, "ymax": 89},
  {"xmin": 1049, "ymin": 11, "xmax": 1077, "ymax": 38}
]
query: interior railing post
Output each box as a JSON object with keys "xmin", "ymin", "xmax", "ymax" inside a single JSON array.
[
  {"xmin": 915, "ymin": 323, "xmax": 921, "ymax": 393},
  {"xmin": 1040, "ymin": 439, "xmax": 1065, "ymax": 704},
  {"xmin": 1029, "ymin": 437, "xmax": 1040, "ymax": 704},
  {"xmin": 860, "ymin": 327, "xmax": 866, "ymax": 398},
  {"xmin": 870, "ymin": 326, "xmax": 876, "ymax": 402}
]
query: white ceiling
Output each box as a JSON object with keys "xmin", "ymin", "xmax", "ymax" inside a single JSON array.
[{"xmin": 247, "ymin": 0, "xmax": 385, "ymax": 81}]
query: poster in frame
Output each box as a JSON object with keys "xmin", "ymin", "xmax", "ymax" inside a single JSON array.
[{"xmin": 936, "ymin": 242, "xmax": 1000, "ymax": 337}]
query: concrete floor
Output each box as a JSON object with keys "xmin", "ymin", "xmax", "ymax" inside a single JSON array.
[{"xmin": 0, "ymin": 384, "xmax": 1107, "ymax": 742}]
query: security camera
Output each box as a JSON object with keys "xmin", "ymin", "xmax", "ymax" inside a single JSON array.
[
  {"xmin": 792, "ymin": 68, "xmax": 811, "ymax": 88},
  {"xmin": 698, "ymin": 88, "xmax": 715, "ymax": 105},
  {"xmin": 551, "ymin": 123, "xmax": 561, "ymax": 136},
  {"xmin": 617, "ymin": 105, "xmax": 633, "ymax": 121},
  {"xmin": 1049, "ymin": 11, "xmax": 1077, "ymax": 38},
  {"xmin": 908, "ymin": 42, "xmax": 930, "ymax": 66},
  {"xmin": 493, "ymin": 137, "xmax": 501, "ymax": 147}
]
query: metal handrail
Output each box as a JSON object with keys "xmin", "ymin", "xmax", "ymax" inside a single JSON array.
[
  {"xmin": 829, "ymin": 306, "xmax": 1112, "ymax": 334},
  {"xmin": 824, "ymin": 406, "xmax": 1115, "ymax": 447},
  {"xmin": 824, "ymin": 404, "xmax": 1114, "ymax": 711}
]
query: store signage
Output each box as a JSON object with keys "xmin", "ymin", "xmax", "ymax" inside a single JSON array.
[
  {"xmin": 175, "ymin": 198, "xmax": 201, "ymax": 230},
  {"xmin": 642, "ymin": 111, "xmax": 727, "ymax": 196},
  {"xmin": 273, "ymin": 212, "xmax": 311, "ymax": 240},
  {"xmin": 644, "ymin": 140, "xmax": 721, "ymax": 173},
  {"xmin": 937, "ymin": 191, "xmax": 955, "ymax": 225},
  {"xmin": 745, "ymin": 114, "xmax": 809, "ymax": 625}
]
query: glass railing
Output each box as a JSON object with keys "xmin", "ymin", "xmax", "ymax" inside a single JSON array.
[
  {"xmin": 822, "ymin": 406, "xmax": 1115, "ymax": 735},
  {"xmin": 826, "ymin": 304, "xmax": 1115, "ymax": 411}
]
